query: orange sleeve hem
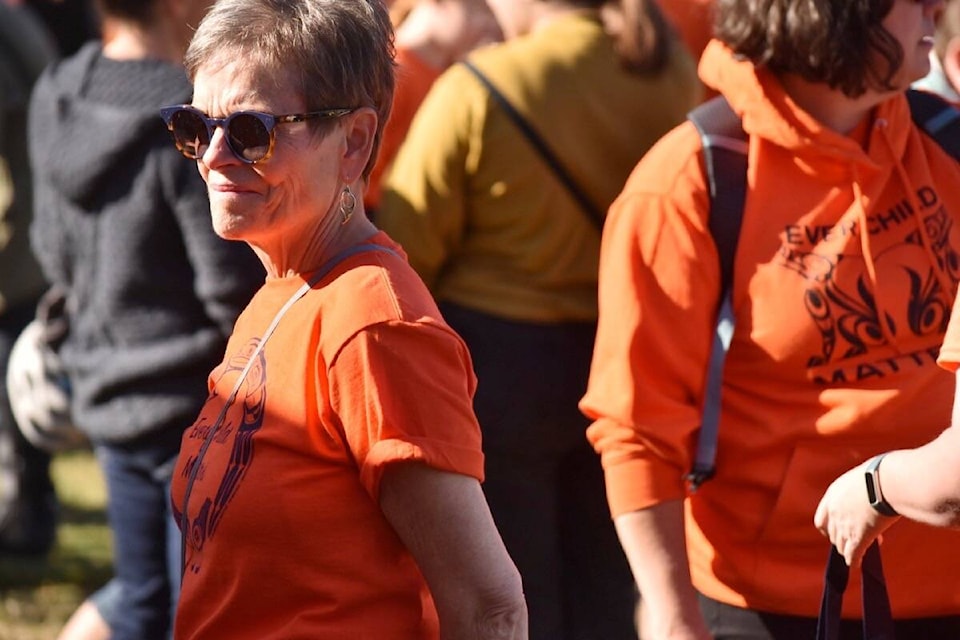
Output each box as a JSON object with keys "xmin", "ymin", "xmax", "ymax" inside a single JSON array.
[
  {"xmin": 599, "ymin": 447, "xmax": 688, "ymax": 518},
  {"xmin": 360, "ymin": 437, "xmax": 485, "ymax": 502}
]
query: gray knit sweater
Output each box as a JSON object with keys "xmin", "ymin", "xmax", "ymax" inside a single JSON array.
[{"xmin": 28, "ymin": 43, "xmax": 264, "ymax": 444}]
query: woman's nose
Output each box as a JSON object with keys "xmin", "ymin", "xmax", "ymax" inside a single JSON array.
[{"xmin": 202, "ymin": 124, "xmax": 240, "ymax": 166}]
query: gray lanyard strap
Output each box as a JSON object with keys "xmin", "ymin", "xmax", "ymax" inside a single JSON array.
[
  {"xmin": 687, "ymin": 293, "xmax": 735, "ymax": 492},
  {"xmin": 178, "ymin": 242, "xmax": 398, "ymax": 578}
]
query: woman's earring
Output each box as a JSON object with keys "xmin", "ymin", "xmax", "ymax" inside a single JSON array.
[{"xmin": 339, "ymin": 186, "xmax": 356, "ymax": 225}]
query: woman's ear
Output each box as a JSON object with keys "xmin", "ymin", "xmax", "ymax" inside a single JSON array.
[{"xmin": 339, "ymin": 107, "xmax": 379, "ymax": 183}]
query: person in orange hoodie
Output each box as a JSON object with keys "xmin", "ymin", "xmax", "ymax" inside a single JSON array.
[
  {"xmin": 580, "ymin": 0, "xmax": 960, "ymax": 637},
  {"xmin": 814, "ymin": 0, "xmax": 960, "ymax": 572}
]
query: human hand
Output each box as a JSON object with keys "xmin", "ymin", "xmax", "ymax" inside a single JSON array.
[{"xmin": 814, "ymin": 462, "xmax": 897, "ymax": 566}]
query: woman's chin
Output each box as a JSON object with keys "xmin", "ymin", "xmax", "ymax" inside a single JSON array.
[{"xmin": 212, "ymin": 215, "xmax": 254, "ymax": 242}]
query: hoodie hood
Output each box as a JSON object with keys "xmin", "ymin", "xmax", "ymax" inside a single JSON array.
[
  {"xmin": 698, "ymin": 39, "xmax": 958, "ymax": 369},
  {"xmin": 29, "ymin": 42, "xmax": 191, "ymax": 208},
  {"xmin": 698, "ymin": 39, "xmax": 914, "ymax": 176}
]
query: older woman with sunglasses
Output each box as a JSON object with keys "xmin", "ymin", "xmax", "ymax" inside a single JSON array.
[
  {"xmin": 28, "ymin": 1, "xmax": 265, "ymax": 639},
  {"xmin": 160, "ymin": 1, "xmax": 526, "ymax": 638}
]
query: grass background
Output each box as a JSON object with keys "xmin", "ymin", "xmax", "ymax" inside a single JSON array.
[{"xmin": 0, "ymin": 449, "xmax": 112, "ymax": 639}]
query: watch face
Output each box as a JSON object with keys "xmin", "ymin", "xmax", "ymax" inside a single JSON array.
[
  {"xmin": 865, "ymin": 474, "xmax": 881, "ymax": 504},
  {"xmin": 864, "ymin": 458, "xmax": 898, "ymax": 516}
]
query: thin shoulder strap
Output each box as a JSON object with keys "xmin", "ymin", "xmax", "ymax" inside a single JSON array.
[
  {"xmin": 461, "ymin": 59, "xmax": 606, "ymax": 231},
  {"xmin": 687, "ymin": 95, "xmax": 749, "ymax": 299},
  {"xmin": 684, "ymin": 95, "xmax": 748, "ymax": 491}
]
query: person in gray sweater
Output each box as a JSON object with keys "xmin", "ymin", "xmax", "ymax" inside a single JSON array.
[{"xmin": 27, "ymin": 1, "xmax": 263, "ymax": 638}]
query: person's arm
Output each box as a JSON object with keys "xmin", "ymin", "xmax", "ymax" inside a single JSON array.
[
  {"xmin": 615, "ymin": 502, "xmax": 712, "ymax": 640},
  {"xmin": 379, "ymin": 462, "xmax": 527, "ymax": 640},
  {"xmin": 815, "ymin": 369, "xmax": 960, "ymax": 566},
  {"xmin": 580, "ymin": 125, "xmax": 723, "ymax": 639},
  {"xmin": 815, "ymin": 427, "xmax": 960, "ymax": 563},
  {"xmin": 881, "ymin": 425, "xmax": 960, "ymax": 526}
]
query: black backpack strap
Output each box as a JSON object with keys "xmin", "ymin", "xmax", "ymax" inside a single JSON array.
[
  {"xmin": 687, "ymin": 96, "xmax": 749, "ymax": 299},
  {"xmin": 461, "ymin": 59, "xmax": 606, "ymax": 231},
  {"xmin": 685, "ymin": 96, "xmax": 748, "ymax": 491},
  {"xmin": 907, "ymin": 87, "xmax": 960, "ymax": 161}
]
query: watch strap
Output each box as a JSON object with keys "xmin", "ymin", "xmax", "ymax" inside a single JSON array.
[{"xmin": 864, "ymin": 453, "xmax": 899, "ymax": 517}]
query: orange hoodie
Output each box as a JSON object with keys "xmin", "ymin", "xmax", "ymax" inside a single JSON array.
[{"xmin": 581, "ymin": 40, "xmax": 960, "ymax": 618}]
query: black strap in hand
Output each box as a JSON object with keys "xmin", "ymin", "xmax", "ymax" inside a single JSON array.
[{"xmin": 816, "ymin": 541, "xmax": 894, "ymax": 640}]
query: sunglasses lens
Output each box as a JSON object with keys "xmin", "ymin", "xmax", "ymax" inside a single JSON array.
[
  {"xmin": 227, "ymin": 113, "xmax": 272, "ymax": 162},
  {"xmin": 170, "ymin": 109, "xmax": 210, "ymax": 159}
]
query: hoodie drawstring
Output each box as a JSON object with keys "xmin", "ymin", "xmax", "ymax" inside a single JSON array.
[{"xmin": 875, "ymin": 118, "xmax": 957, "ymax": 340}]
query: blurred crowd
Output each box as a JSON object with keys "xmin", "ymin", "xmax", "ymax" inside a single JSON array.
[{"xmin": 3, "ymin": 1, "xmax": 960, "ymax": 640}]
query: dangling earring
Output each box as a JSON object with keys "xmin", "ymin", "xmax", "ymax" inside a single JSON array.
[{"xmin": 339, "ymin": 186, "xmax": 356, "ymax": 225}]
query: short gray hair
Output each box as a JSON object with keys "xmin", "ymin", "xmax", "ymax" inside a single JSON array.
[{"xmin": 185, "ymin": 0, "xmax": 395, "ymax": 178}]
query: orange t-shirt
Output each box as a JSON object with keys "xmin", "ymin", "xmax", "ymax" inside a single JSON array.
[{"xmin": 171, "ymin": 233, "xmax": 483, "ymax": 639}]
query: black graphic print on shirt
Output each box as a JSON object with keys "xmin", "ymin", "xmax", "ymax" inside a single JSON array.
[
  {"xmin": 176, "ymin": 337, "xmax": 267, "ymax": 576},
  {"xmin": 775, "ymin": 189, "xmax": 958, "ymax": 385}
]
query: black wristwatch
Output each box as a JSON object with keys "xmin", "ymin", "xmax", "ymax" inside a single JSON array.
[{"xmin": 864, "ymin": 453, "xmax": 899, "ymax": 517}]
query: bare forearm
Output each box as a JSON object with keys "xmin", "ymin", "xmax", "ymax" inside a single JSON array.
[
  {"xmin": 879, "ymin": 426, "xmax": 960, "ymax": 528},
  {"xmin": 815, "ymin": 424, "xmax": 960, "ymax": 567},
  {"xmin": 380, "ymin": 464, "xmax": 528, "ymax": 640},
  {"xmin": 615, "ymin": 501, "xmax": 711, "ymax": 640}
]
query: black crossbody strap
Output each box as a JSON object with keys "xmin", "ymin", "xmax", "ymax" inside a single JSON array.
[{"xmin": 461, "ymin": 59, "xmax": 606, "ymax": 231}]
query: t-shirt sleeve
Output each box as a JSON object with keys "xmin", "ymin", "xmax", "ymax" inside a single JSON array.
[
  {"xmin": 325, "ymin": 319, "xmax": 485, "ymax": 502},
  {"xmin": 937, "ymin": 296, "xmax": 960, "ymax": 371}
]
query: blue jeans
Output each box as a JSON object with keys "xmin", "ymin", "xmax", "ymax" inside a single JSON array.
[
  {"xmin": 439, "ymin": 302, "xmax": 636, "ymax": 640},
  {"xmin": 94, "ymin": 432, "xmax": 181, "ymax": 640}
]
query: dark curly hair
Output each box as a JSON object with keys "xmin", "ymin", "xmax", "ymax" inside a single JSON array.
[{"xmin": 714, "ymin": 0, "xmax": 901, "ymax": 98}]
